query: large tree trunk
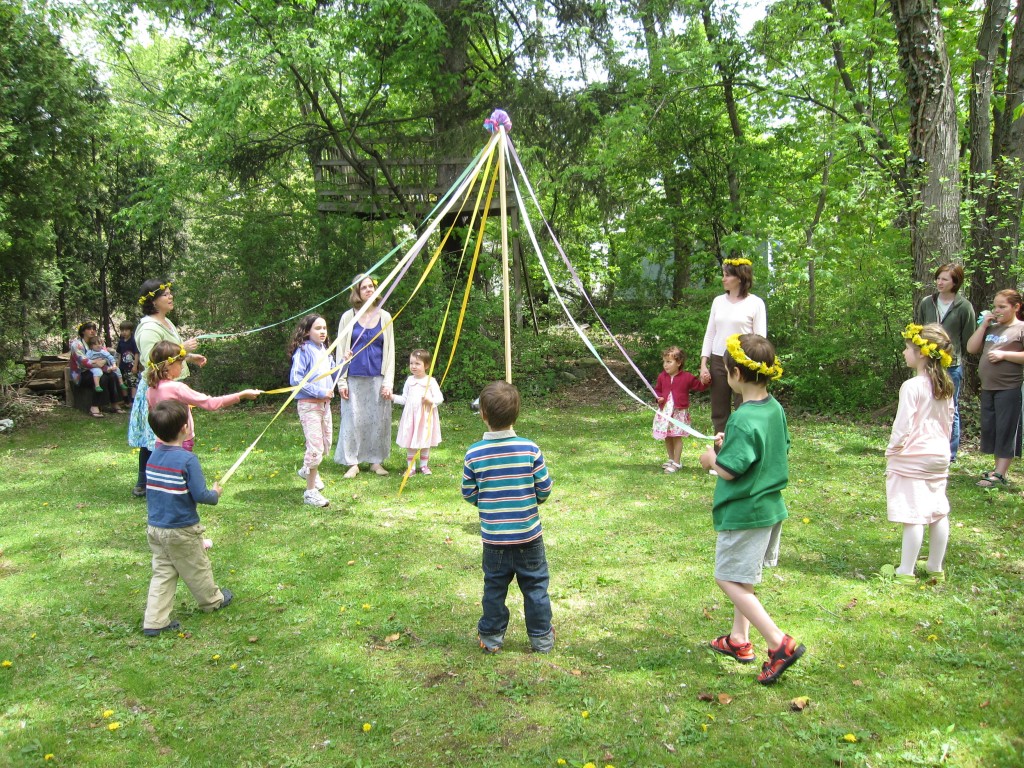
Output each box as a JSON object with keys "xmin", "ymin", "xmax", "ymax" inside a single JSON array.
[
  {"xmin": 890, "ymin": 0, "xmax": 964, "ymax": 303},
  {"xmin": 968, "ymin": 0, "xmax": 1012, "ymax": 312},
  {"xmin": 700, "ymin": 3, "xmax": 745, "ymax": 257}
]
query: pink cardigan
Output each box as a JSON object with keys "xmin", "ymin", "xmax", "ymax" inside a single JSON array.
[{"xmin": 147, "ymin": 380, "xmax": 241, "ymax": 442}]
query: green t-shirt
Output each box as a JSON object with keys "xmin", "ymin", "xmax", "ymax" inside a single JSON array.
[{"xmin": 712, "ymin": 396, "xmax": 790, "ymax": 532}]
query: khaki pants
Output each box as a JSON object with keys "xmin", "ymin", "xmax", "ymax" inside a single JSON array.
[{"xmin": 144, "ymin": 524, "xmax": 224, "ymax": 629}]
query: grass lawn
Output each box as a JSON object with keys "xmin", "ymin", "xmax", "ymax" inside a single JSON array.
[{"xmin": 1, "ymin": 397, "xmax": 1022, "ymax": 767}]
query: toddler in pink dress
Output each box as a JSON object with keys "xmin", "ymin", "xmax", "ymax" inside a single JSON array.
[{"xmin": 393, "ymin": 348, "xmax": 443, "ymax": 475}]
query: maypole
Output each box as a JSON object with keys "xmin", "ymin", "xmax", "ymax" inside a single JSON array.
[{"xmin": 486, "ymin": 109, "xmax": 514, "ymax": 383}]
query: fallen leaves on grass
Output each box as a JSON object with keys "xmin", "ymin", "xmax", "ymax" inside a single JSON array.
[
  {"xmin": 717, "ymin": 693, "xmax": 733, "ymax": 705},
  {"xmin": 384, "ymin": 632, "xmax": 401, "ymax": 643},
  {"xmin": 790, "ymin": 696, "xmax": 810, "ymax": 711}
]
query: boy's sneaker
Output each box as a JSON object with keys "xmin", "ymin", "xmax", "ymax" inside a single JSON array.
[
  {"xmin": 303, "ymin": 489, "xmax": 330, "ymax": 507},
  {"xmin": 478, "ymin": 634, "xmax": 503, "ymax": 653},
  {"xmin": 217, "ymin": 588, "xmax": 234, "ymax": 610},
  {"xmin": 143, "ymin": 620, "xmax": 181, "ymax": 637},
  {"xmin": 297, "ymin": 466, "xmax": 325, "ymax": 490},
  {"xmin": 757, "ymin": 635, "xmax": 804, "ymax": 685},
  {"xmin": 710, "ymin": 634, "xmax": 756, "ymax": 663}
]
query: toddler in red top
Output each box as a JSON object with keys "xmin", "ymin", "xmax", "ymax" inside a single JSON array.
[{"xmin": 652, "ymin": 346, "xmax": 709, "ymax": 472}]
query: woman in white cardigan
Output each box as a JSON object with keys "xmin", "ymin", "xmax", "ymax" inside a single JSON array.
[
  {"xmin": 334, "ymin": 274, "xmax": 396, "ymax": 478},
  {"xmin": 699, "ymin": 258, "xmax": 767, "ymax": 433}
]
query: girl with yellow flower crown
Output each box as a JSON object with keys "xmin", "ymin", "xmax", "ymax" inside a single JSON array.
[
  {"xmin": 700, "ymin": 257, "xmax": 767, "ymax": 434},
  {"xmin": 145, "ymin": 340, "xmax": 260, "ymax": 452},
  {"xmin": 966, "ymin": 288, "xmax": 1024, "ymax": 488},
  {"xmin": 885, "ymin": 323, "xmax": 955, "ymax": 585},
  {"xmin": 128, "ymin": 279, "xmax": 207, "ymax": 497}
]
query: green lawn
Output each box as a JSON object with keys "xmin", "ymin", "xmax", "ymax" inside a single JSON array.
[{"xmin": 1, "ymin": 399, "xmax": 1022, "ymax": 767}]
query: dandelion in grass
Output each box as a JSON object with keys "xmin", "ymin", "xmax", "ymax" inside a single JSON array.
[
  {"xmin": 927, "ymin": 634, "xmax": 938, "ymax": 642},
  {"xmin": 581, "ymin": 710, "xmax": 589, "ymax": 718},
  {"xmin": 362, "ymin": 723, "xmax": 372, "ymax": 733},
  {"xmin": 44, "ymin": 754, "xmax": 54, "ymax": 761},
  {"xmin": 212, "ymin": 654, "xmax": 221, "ymax": 661},
  {"xmin": 230, "ymin": 663, "xmax": 239, "ymax": 670},
  {"xmin": 362, "ymin": 604, "xmax": 371, "ymax": 610},
  {"xmin": 1, "ymin": 660, "xmax": 11, "ymax": 668},
  {"xmin": 584, "ymin": 763, "xmax": 596, "ymax": 768},
  {"xmin": 557, "ymin": 761, "xmax": 567, "ymax": 766},
  {"xmin": 102, "ymin": 710, "xmax": 114, "ymax": 719},
  {"xmin": 30, "ymin": 633, "xmax": 36, "ymax": 639},
  {"xmin": 843, "ymin": 734, "xmax": 857, "ymax": 743},
  {"xmin": 802, "ymin": 517, "xmax": 810, "ymax": 524},
  {"xmin": 107, "ymin": 722, "xmax": 121, "ymax": 731},
  {"xmin": 339, "ymin": 606, "xmax": 346, "ymax": 613}
]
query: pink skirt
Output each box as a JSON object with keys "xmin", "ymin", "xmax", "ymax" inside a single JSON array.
[
  {"xmin": 653, "ymin": 395, "xmax": 692, "ymax": 439},
  {"xmin": 885, "ymin": 471, "xmax": 949, "ymax": 524}
]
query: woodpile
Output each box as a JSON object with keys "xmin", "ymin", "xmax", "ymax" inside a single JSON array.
[{"xmin": 20, "ymin": 356, "xmax": 69, "ymax": 398}]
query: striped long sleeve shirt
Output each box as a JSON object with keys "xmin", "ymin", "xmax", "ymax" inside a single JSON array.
[
  {"xmin": 146, "ymin": 445, "xmax": 219, "ymax": 528},
  {"xmin": 462, "ymin": 430, "xmax": 552, "ymax": 545}
]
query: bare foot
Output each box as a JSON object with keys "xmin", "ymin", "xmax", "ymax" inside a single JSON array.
[
  {"xmin": 370, "ymin": 464, "xmax": 389, "ymax": 476},
  {"xmin": 343, "ymin": 465, "xmax": 360, "ymax": 479}
]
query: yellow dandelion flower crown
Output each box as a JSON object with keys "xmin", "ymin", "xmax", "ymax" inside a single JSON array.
[
  {"xmin": 146, "ymin": 346, "xmax": 187, "ymax": 370},
  {"xmin": 138, "ymin": 282, "xmax": 172, "ymax": 306},
  {"xmin": 901, "ymin": 324, "xmax": 953, "ymax": 368},
  {"xmin": 725, "ymin": 334, "xmax": 784, "ymax": 381},
  {"xmin": 722, "ymin": 257, "xmax": 752, "ymax": 266}
]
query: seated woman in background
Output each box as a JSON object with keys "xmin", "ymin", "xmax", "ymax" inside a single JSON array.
[{"xmin": 69, "ymin": 321, "xmax": 126, "ymax": 418}]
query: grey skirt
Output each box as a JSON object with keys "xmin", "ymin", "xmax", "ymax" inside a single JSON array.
[{"xmin": 334, "ymin": 375, "xmax": 393, "ymax": 466}]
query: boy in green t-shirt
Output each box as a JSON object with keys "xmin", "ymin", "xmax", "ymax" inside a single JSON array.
[{"xmin": 699, "ymin": 333, "xmax": 805, "ymax": 685}]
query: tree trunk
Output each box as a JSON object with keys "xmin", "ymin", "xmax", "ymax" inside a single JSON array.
[
  {"xmin": 889, "ymin": 0, "xmax": 964, "ymax": 303},
  {"xmin": 968, "ymin": 0, "xmax": 1011, "ymax": 312},
  {"xmin": 700, "ymin": 3, "xmax": 745, "ymax": 255}
]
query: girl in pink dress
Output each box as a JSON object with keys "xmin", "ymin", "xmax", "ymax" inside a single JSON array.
[
  {"xmin": 886, "ymin": 323, "xmax": 955, "ymax": 585},
  {"xmin": 652, "ymin": 346, "xmax": 709, "ymax": 472},
  {"xmin": 392, "ymin": 349, "xmax": 443, "ymax": 475},
  {"xmin": 145, "ymin": 341, "xmax": 260, "ymax": 450}
]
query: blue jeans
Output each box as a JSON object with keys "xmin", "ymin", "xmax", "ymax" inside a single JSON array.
[
  {"xmin": 949, "ymin": 365, "xmax": 962, "ymax": 461},
  {"xmin": 479, "ymin": 538, "xmax": 552, "ymax": 644}
]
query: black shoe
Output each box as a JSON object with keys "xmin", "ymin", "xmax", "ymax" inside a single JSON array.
[
  {"xmin": 131, "ymin": 484, "xmax": 146, "ymax": 498},
  {"xmin": 143, "ymin": 620, "xmax": 181, "ymax": 637},
  {"xmin": 217, "ymin": 588, "xmax": 234, "ymax": 610}
]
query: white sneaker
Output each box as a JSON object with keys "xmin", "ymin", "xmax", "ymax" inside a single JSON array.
[
  {"xmin": 297, "ymin": 466, "xmax": 325, "ymax": 490},
  {"xmin": 303, "ymin": 489, "xmax": 330, "ymax": 507}
]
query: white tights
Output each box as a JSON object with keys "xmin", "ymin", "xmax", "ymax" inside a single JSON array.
[{"xmin": 896, "ymin": 516, "xmax": 949, "ymax": 575}]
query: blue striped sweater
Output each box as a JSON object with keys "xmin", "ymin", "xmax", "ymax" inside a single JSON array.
[
  {"xmin": 462, "ymin": 430, "xmax": 552, "ymax": 545},
  {"xmin": 146, "ymin": 444, "xmax": 220, "ymax": 528}
]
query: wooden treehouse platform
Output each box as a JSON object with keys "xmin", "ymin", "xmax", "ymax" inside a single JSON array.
[{"xmin": 314, "ymin": 139, "xmax": 515, "ymax": 220}]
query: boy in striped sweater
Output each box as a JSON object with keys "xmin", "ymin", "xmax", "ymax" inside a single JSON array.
[
  {"xmin": 142, "ymin": 400, "xmax": 233, "ymax": 637},
  {"xmin": 462, "ymin": 381, "xmax": 555, "ymax": 653}
]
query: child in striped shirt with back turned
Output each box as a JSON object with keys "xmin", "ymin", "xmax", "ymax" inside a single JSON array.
[{"xmin": 462, "ymin": 381, "xmax": 555, "ymax": 654}]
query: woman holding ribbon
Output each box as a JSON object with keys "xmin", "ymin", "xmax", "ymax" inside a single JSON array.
[
  {"xmin": 334, "ymin": 274, "xmax": 395, "ymax": 478},
  {"xmin": 69, "ymin": 321, "xmax": 126, "ymax": 418},
  {"xmin": 700, "ymin": 258, "xmax": 767, "ymax": 434},
  {"xmin": 127, "ymin": 279, "xmax": 207, "ymax": 497}
]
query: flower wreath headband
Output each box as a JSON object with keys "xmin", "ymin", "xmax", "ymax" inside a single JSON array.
[
  {"xmin": 725, "ymin": 334, "xmax": 784, "ymax": 381},
  {"xmin": 722, "ymin": 258, "xmax": 752, "ymax": 266},
  {"xmin": 146, "ymin": 346, "xmax": 187, "ymax": 370},
  {"xmin": 138, "ymin": 282, "xmax": 172, "ymax": 306},
  {"xmin": 902, "ymin": 324, "xmax": 953, "ymax": 368}
]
